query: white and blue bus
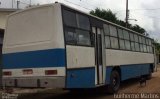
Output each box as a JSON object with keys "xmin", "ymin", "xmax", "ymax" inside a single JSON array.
[{"xmin": 2, "ymin": 3, "xmax": 155, "ymax": 93}]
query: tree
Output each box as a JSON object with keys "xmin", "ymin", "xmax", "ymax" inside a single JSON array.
[
  {"xmin": 90, "ymin": 8, "xmax": 117, "ymax": 23},
  {"xmin": 130, "ymin": 25, "xmax": 146, "ymax": 35},
  {"xmin": 90, "ymin": 8, "xmax": 146, "ymax": 34},
  {"xmin": 154, "ymin": 40, "xmax": 160, "ymax": 54}
]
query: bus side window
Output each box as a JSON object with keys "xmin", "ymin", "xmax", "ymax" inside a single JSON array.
[
  {"xmin": 125, "ymin": 40, "xmax": 131, "ymax": 50},
  {"xmin": 140, "ymin": 44, "xmax": 144, "ymax": 52},
  {"xmin": 142, "ymin": 37, "xmax": 146, "ymax": 44},
  {"xmin": 123, "ymin": 30, "xmax": 130, "ymax": 50},
  {"xmin": 118, "ymin": 29, "xmax": 125, "ymax": 50},
  {"xmin": 103, "ymin": 24, "xmax": 111, "ymax": 48},
  {"xmin": 110, "ymin": 37, "xmax": 119, "ymax": 49},
  {"xmin": 105, "ymin": 36, "xmax": 111, "ymax": 48},
  {"xmin": 63, "ymin": 10, "xmax": 77, "ymax": 27},
  {"xmin": 130, "ymin": 33, "xmax": 135, "ymax": 51},
  {"xmin": 149, "ymin": 39, "xmax": 152, "ymax": 45},
  {"xmin": 76, "ymin": 29, "xmax": 91, "ymax": 46},
  {"xmin": 123, "ymin": 30, "xmax": 129, "ymax": 40},
  {"xmin": 118, "ymin": 29, "xmax": 123, "ymax": 39},
  {"xmin": 103, "ymin": 24, "xmax": 110, "ymax": 35},
  {"xmin": 119, "ymin": 39, "xmax": 125, "ymax": 49},
  {"xmin": 131, "ymin": 42, "xmax": 135, "ymax": 51},
  {"xmin": 143, "ymin": 44, "xmax": 147, "ymax": 52},
  {"xmin": 134, "ymin": 34, "xmax": 139, "ymax": 42},
  {"xmin": 64, "ymin": 28, "xmax": 77, "ymax": 44},
  {"xmin": 109, "ymin": 25, "xmax": 117, "ymax": 37},
  {"xmin": 77, "ymin": 14, "xmax": 90, "ymax": 30},
  {"xmin": 135, "ymin": 42, "xmax": 140, "ymax": 51},
  {"xmin": 139, "ymin": 36, "xmax": 142, "ymax": 44},
  {"xmin": 109, "ymin": 25, "xmax": 119, "ymax": 49}
]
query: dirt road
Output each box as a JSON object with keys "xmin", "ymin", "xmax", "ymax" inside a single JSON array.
[{"xmin": 1, "ymin": 67, "xmax": 160, "ymax": 99}]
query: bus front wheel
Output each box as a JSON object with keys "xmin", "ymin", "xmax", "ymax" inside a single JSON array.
[{"xmin": 107, "ymin": 70, "xmax": 120, "ymax": 93}]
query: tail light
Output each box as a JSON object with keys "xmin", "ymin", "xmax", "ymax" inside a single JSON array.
[
  {"xmin": 23, "ymin": 69, "xmax": 33, "ymax": 75},
  {"xmin": 45, "ymin": 70, "xmax": 57, "ymax": 75},
  {"xmin": 3, "ymin": 71, "xmax": 12, "ymax": 76}
]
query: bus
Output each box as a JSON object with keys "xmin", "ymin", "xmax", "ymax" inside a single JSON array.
[{"xmin": 2, "ymin": 3, "xmax": 155, "ymax": 93}]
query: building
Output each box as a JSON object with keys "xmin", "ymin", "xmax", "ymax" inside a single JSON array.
[
  {"xmin": 0, "ymin": 8, "xmax": 18, "ymax": 44},
  {"xmin": 0, "ymin": 8, "xmax": 18, "ymax": 88}
]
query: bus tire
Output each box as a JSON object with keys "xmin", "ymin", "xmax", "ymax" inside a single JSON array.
[{"xmin": 107, "ymin": 70, "xmax": 120, "ymax": 93}]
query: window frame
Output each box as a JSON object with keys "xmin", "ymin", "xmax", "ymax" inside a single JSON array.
[
  {"xmin": 63, "ymin": 9, "xmax": 77, "ymax": 28},
  {"xmin": 104, "ymin": 24, "xmax": 119, "ymax": 49},
  {"xmin": 64, "ymin": 27, "xmax": 77, "ymax": 45},
  {"xmin": 76, "ymin": 29, "xmax": 92, "ymax": 46},
  {"xmin": 76, "ymin": 13, "xmax": 91, "ymax": 31},
  {"xmin": 62, "ymin": 8, "xmax": 93, "ymax": 47},
  {"xmin": 62, "ymin": 7, "xmax": 154, "ymax": 53},
  {"xmin": 110, "ymin": 36, "xmax": 119, "ymax": 49}
]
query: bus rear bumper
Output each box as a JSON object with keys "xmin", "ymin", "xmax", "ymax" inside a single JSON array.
[{"xmin": 2, "ymin": 76, "xmax": 65, "ymax": 88}]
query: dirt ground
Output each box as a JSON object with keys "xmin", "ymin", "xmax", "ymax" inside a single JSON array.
[{"xmin": 1, "ymin": 66, "xmax": 160, "ymax": 99}]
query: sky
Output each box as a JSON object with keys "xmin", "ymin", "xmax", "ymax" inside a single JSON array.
[{"xmin": 0, "ymin": 0, "xmax": 160, "ymax": 42}]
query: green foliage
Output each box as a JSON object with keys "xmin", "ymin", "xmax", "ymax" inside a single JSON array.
[
  {"xmin": 90, "ymin": 8, "xmax": 146, "ymax": 34},
  {"xmin": 154, "ymin": 40, "xmax": 160, "ymax": 53},
  {"xmin": 130, "ymin": 25, "xmax": 146, "ymax": 35},
  {"xmin": 90, "ymin": 8, "xmax": 117, "ymax": 23}
]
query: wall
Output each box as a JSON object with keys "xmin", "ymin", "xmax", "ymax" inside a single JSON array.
[
  {"xmin": 0, "ymin": 12, "xmax": 12, "ymax": 29},
  {"xmin": 0, "ymin": 10, "xmax": 16, "ymax": 88}
]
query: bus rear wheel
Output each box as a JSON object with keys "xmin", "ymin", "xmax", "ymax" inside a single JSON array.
[{"xmin": 107, "ymin": 70, "xmax": 120, "ymax": 93}]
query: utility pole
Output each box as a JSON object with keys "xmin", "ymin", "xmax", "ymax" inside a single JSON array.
[
  {"xmin": 126, "ymin": 0, "xmax": 129, "ymax": 28},
  {"xmin": 29, "ymin": 0, "xmax": 31, "ymax": 7},
  {"xmin": 12, "ymin": 0, "xmax": 13, "ymax": 8},
  {"xmin": 17, "ymin": 0, "xmax": 20, "ymax": 9}
]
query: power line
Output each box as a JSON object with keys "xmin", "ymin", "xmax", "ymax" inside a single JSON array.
[
  {"xmin": 63, "ymin": 0, "xmax": 92, "ymax": 11},
  {"xmin": 115, "ymin": 8, "xmax": 160, "ymax": 12},
  {"xmin": 130, "ymin": 11, "xmax": 160, "ymax": 20},
  {"xmin": 70, "ymin": 0, "xmax": 160, "ymax": 14},
  {"xmin": 130, "ymin": 8, "xmax": 160, "ymax": 11},
  {"xmin": 79, "ymin": 0, "xmax": 98, "ymax": 9}
]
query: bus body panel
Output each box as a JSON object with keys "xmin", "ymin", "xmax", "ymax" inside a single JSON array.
[
  {"xmin": 66, "ymin": 68, "xmax": 95, "ymax": 88},
  {"xmin": 105, "ymin": 63, "xmax": 153, "ymax": 84},
  {"xmin": 2, "ymin": 4, "xmax": 66, "ymax": 88},
  {"xmin": 66, "ymin": 45, "xmax": 96, "ymax": 88},
  {"xmin": 105, "ymin": 49, "xmax": 154, "ymax": 84},
  {"xmin": 105, "ymin": 49, "xmax": 154, "ymax": 66},
  {"xmin": 3, "ymin": 4, "xmax": 64, "ymax": 54},
  {"xmin": 66, "ymin": 45, "xmax": 95, "ymax": 69},
  {"xmin": 3, "ymin": 49, "xmax": 65, "ymax": 69}
]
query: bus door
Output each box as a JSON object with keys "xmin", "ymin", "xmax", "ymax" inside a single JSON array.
[{"xmin": 92, "ymin": 27, "xmax": 105, "ymax": 85}]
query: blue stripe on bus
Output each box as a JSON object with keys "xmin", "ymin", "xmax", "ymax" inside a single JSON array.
[
  {"xmin": 66, "ymin": 67, "xmax": 95, "ymax": 88},
  {"xmin": 121, "ymin": 64, "xmax": 150, "ymax": 80},
  {"xmin": 3, "ymin": 48, "xmax": 65, "ymax": 69},
  {"xmin": 105, "ymin": 63, "xmax": 152, "ymax": 84},
  {"xmin": 105, "ymin": 66, "xmax": 113, "ymax": 84}
]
